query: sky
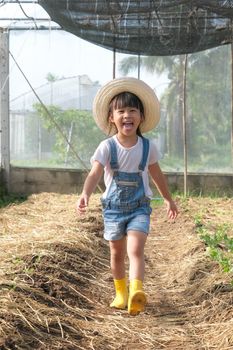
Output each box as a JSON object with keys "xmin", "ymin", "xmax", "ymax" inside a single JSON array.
[{"xmin": 0, "ymin": 1, "xmax": 169, "ymax": 100}]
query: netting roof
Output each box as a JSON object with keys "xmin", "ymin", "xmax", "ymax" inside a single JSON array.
[{"xmin": 38, "ymin": 1, "xmax": 233, "ymax": 56}]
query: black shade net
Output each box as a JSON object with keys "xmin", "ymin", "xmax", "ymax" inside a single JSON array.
[{"xmin": 38, "ymin": 0, "xmax": 233, "ymax": 56}]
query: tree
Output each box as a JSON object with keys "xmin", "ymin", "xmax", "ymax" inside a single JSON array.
[
  {"xmin": 45, "ymin": 73, "xmax": 60, "ymax": 105},
  {"xmin": 187, "ymin": 46, "xmax": 231, "ymax": 170},
  {"xmin": 33, "ymin": 103, "xmax": 105, "ymax": 168},
  {"xmin": 119, "ymin": 55, "xmax": 186, "ymax": 158},
  {"xmin": 119, "ymin": 46, "xmax": 232, "ymax": 172},
  {"xmin": 46, "ymin": 73, "xmax": 59, "ymax": 82}
]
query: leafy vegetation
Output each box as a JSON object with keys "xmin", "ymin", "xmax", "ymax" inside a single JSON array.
[
  {"xmin": 0, "ymin": 193, "xmax": 27, "ymax": 208},
  {"xmin": 33, "ymin": 104, "xmax": 105, "ymax": 167},
  {"xmin": 195, "ymin": 216, "xmax": 233, "ymax": 283}
]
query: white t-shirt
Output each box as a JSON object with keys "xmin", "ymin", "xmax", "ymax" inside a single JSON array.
[{"xmin": 91, "ymin": 135, "xmax": 161, "ymax": 198}]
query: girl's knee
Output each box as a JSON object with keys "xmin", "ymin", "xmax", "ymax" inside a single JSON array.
[
  {"xmin": 110, "ymin": 242, "xmax": 126, "ymax": 262},
  {"xmin": 128, "ymin": 248, "xmax": 144, "ymax": 260},
  {"xmin": 127, "ymin": 232, "xmax": 146, "ymax": 258},
  {"xmin": 111, "ymin": 249, "xmax": 126, "ymax": 263}
]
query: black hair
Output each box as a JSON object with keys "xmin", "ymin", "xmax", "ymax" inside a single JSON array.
[{"xmin": 108, "ymin": 92, "xmax": 145, "ymax": 136}]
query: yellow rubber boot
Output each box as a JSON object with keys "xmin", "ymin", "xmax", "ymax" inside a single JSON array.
[
  {"xmin": 128, "ymin": 279, "xmax": 147, "ymax": 316},
  {"xmin": 110, "ymin": 277, "xmax": 128, "ymax": 309}
]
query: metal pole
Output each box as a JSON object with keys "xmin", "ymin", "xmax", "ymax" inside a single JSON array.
[
  {"xmin": 3, "ymin": 0, "xmax": 38, "ymax": 3},
  {"xmin": 182, "ymin": 54, "xmax": 188, "ymax": 197},
  {"xmin": 137, "ymin": 54, "xmax": 141, "ymax": 79},
  {"xmin": 0, "ymin": 29, "xmax": 10, "ymax": 193},
  {"xmin": 231, "ymin": 42, "xmax": 233, "ymax": 165},
  {"xmin": 113, "ymin": 48, "xmax": 116, "ymax": 79}
]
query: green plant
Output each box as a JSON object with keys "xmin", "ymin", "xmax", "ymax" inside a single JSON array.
[
  {"xmin": 0, "ymin": 194, "xmax": 28, "ymax": 208},
  {"xmin": 150, "ymin": 197, "xmax": 164, "ymax": 208},
  {"xmin": 33, "ymin": 103, "xmax": 105, "ymax": 167},
  {"xmin": 196, "ymin": 221, "xmax": 233, "ymax": 282}
]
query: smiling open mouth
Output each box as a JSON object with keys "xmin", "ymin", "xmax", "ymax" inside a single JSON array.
[{"xmin": 123, "ymin": 122, "xmax": 134, "ymax": 128}]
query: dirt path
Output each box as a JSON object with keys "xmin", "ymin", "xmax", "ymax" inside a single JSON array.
[
  {"xmin": 0, "ymin": 194, "xmax": 232, "ymax": 349},
  {"xmin": 93, "ymin": 200, "xmax": 207, "ymax": 350},
  {"xmin": 143, "ymin": 198, "xmax": 233, "ymax": 350},
  {"xmin": 144, "ymin": 204, "xmax": 203, "ymax": 349}
]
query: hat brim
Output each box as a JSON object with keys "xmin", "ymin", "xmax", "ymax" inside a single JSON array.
[{"xmin": 93, "ymin": 77, "xmax": 160, "ymax": 135}]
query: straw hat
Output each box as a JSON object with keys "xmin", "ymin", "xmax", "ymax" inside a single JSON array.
[{"xmin": 93, "ymin": 77, "xmax": 160, "ymax": 135}]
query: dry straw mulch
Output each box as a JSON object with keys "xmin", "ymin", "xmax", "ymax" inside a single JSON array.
[{"xmin": 0, "ymin": 193, "xmax": 232, "ymax": 349}]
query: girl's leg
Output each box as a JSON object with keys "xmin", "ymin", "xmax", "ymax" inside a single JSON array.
[
  {"xmin": 127, "ymin": 230, "xmax": 147, "ymax": 281},
  {"xmin": 109, "ymin": 236, "xmax": 127, "ymax": 279},
  {"xmin": 127, "ymin": 231, "xmax": 147, "ymax": 315},
  {"xmin": 109, "ymin": 237, "xmax": 128, "ymax": 309}
]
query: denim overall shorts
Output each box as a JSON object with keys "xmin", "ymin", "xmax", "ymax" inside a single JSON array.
[{"xmin": 101, "ymin": 137, "xmax": 152, "ymax": 241}]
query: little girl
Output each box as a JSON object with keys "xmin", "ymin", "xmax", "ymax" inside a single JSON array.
[{"xmin": 77, "ymin": 77, "xmax": 178, "ymax": 316}]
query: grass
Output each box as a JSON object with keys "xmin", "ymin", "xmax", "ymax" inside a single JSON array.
[
  {"xmin": 0, "ymin": 192, "xmax": 28, "ymax": 208},
  {"xmin": 194, "ymin": 212, "xmax": 233, "ymax": 283},
  {"xmin": 160, "ymin": 153, "xmax": 233, "ymax": 174}
]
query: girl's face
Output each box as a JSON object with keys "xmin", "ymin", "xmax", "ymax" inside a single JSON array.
[
  {"xmin": 109, "ymin": 106, "xmax": 142, "ymax": 137},
  {"xmin": 108, "ymin": 92, "xmax": 144, "ymax": 137}
]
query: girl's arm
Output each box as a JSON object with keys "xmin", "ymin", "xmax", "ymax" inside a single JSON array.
[
  {"xmin": 76, "ymin": 160, "xmax": 104, "ymax": 214},
  {"xmin": 148, "ymin": 162, "xmax": 178, "ymax": 220}
]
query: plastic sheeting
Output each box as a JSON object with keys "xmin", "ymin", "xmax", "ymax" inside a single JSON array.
[{"xmin": 38, "ymin": 0, "xmax": 233, "ymax": 56}]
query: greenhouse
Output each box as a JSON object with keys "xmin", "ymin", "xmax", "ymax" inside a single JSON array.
[
  {"xmin": 0, "ymin": 1, "xmax": 233, "ymax": 349},
  {"xmin": 0, "ymin": 1, "xmax": 233, "ymax": 196}
]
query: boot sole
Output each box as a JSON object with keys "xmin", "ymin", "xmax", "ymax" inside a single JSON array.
[
  {"xmin": 110, "ymin": 302, "xmax": 127, "ymax": 310},
  {"xmin": 128, "ymin": 290, "xmax": 147, "ymax": 316}
]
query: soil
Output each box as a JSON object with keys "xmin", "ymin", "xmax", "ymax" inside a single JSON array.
[{"xmin": 0, "ymin": 193, "xmax": 232, "ymax": 350}]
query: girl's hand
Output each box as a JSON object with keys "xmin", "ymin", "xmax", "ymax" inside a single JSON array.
[
  {"xmin": 165, "ymin": 199, "xmax": 178, "ymax": 220},
  {"xmin": 76, "ymin": 194, "xmax": 89, "ymax": 214},
  {"xmin": 76, "ymin": 161, "xmax": 104, "ymax": 215}
]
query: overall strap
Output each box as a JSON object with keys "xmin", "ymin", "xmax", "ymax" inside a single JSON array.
[
  {"xmin": 108, "ymin": 138, "xmax": 119, "ymax": 170},
  {"xmin": 138, "ymin": 137, "xmax": 150, "ymax": 171}
]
